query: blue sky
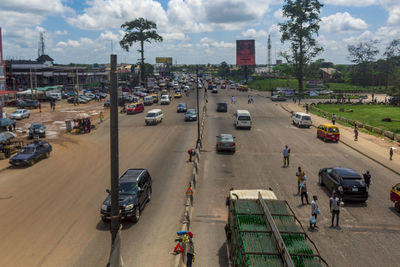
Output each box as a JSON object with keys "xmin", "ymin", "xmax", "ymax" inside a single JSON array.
[{"xmin": 1, "ymin": 0, "xmax": 399, "ymax": 65}]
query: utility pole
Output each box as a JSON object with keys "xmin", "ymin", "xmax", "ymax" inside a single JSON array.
[
  {"xmin": 76, "ymin": 68, "xmax": 80, "ymax": 106},
  {"xmin": 109, "ymin": 54, "xmax": 120, "ymax": 244},
  {"xmin": 268, "ymin": 35, "xmax": 272, "ymax": 95},
  {"xmin": 30, "ymin": 69, "xmax": 33, "ymax": 98},
  {"xmin": 196, "ymin": 65, "xmax": 201, "ymax": 149}
]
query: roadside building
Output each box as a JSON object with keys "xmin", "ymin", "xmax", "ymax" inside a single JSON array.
[{"xmin": 320, "ymin": 68, "xmax": 337, "ymax": 82}]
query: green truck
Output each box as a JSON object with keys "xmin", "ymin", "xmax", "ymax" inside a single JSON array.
[{"xmin": 225, "ymin": 189, "xmax": 328, "ymax": 267}]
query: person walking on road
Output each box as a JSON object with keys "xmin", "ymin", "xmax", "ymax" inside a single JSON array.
[
  {"xmin": 300, "ymin": 176, "xmax": 309, "ymax": 205},
  {"xmin": 186, "ymin": 232, "xmax": 195, "ymax": 267},
  {"xmin": 52, "ymin": 101, "xmax": 56, "ymax": 112},
  {"xmin": 283, "ymin": 145, "xmax": 291, "ymax": 167},
  {"xmin": 331, "ymin": 114, "xmax": 336, "ymax": 125},
  {"xmin": 310, "ymin": 195, "xmax": 319, "ymax": 229},
  {"xmin": 231, "ymin": 96, "xmax": 235, "ymax": 104},
  {"xmin": 390, "ymin": 147, "xmax": 394, "ymax": 160},
  {"xmin": 363, "ymin": 170, "xmax": 371, "ymax": 189},
  {"xmin": 354, "ymin": 125, "xmax": 358, "ymax": 141},
  {"xmin": 296, "ymin": 167, "xmax": 305, "ymax": 194},
  {"xmin": 305, "ymin": 103, "xmax": 309, "ymax": 113},
  {"xmin": 248, "ymin": 95, "xmax": 251, "ymax": 104},
  {"xmin": 330, "ymin": 192, "xmax": 341, "ymax": 228},
  {"xmin": 99, "ymin": 112, "xmax": 104, "ymax": 123}
]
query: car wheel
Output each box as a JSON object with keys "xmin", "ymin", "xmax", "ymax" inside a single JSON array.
[
  {"xmin": 147, "ymin": 188, "xmax": 152, "ymax": 202},
  {"xmin": 28, "ymin": 159, "xmax": 34, "ymax": 166},
  {"xmin": 395, "ymin": 202, "xmax": 400, "ymax": 212},
  {"xmin": 318, "ymin": 175, "xmax": 323, "ymax": 185},
  {"xmin": 146, "ymin": 122, "xmax": 149, "ymax": 126},
  {"xmin": 132, "ymin": 206, "xmax": 140, "ymax": 223},
  {"xmin": 101, "ymin": 217, "xmax": 108, "ymax": 223},
  {"xmin": 323, "ymin": 136, "xmax": 327, "ymax": 142},
  {"xmin": 45, "ymin": 152, "xmax": 50, "ymax": 158}
]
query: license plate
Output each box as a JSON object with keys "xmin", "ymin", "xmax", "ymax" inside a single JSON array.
[{"xmin": 352, "ymin": 187, "xmax": 358, "ymax": 192}]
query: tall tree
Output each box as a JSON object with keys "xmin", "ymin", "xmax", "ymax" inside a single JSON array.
[
  {"xmin": 120, "ymin": 18, "xmax": 163, "ymax": 85},
  {"xmin": 347, "ymin": 40, "xmax": 379, "ymax": 87},
  {"xmin": 279, "ymin": 0, "xmax": 323, "ymax": 93},
  {"xmin": 384, "ymin": 39, "xmax": 400, "ymax": 91},
  {"xmin": 218, "ymin": 61, "xmax": 230, "ymax": 78}
]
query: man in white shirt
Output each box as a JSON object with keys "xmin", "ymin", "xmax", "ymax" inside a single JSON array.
[{"xmin": 283, "ymin": 145, "xmax": 291, "ymax": 167}]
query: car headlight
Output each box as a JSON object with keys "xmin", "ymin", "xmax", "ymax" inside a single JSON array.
[
  {"xmin": 101, "ymin": 204, "xmax": 108, "ymax": 211},
  {"xmin": 125, "ymin": 204, "xmax": 134, "ymax": 210}
]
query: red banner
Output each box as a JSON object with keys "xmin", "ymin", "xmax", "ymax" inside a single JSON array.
[{"xmin": 236, "ymin": 40, "xmax": 255, "ymax": 66}]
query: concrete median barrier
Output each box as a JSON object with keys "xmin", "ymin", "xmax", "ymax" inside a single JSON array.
[
  {"xmin": 364, "ymin": 125, "xmax": 373, "ymax": 131},
  {"xmin": 384, "ymin": 131, "xmax": 395, "ymax": 140},
  {"xmin": 373, "ymin": 127, "xmax": 383, "ymax": 135}
]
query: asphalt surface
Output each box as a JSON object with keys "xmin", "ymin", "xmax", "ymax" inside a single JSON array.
[
  {"xmin": 191, "ymin": 87, "xmax": 400, "ymax": 267},
  {"xmin": 0, "ymin": 88, "xmax": 203, "ymax": 266}
]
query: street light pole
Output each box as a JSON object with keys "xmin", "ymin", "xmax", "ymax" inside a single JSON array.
[{"xmin": 196, "ymin": 65, "xmax": 201, "ymax": 149}]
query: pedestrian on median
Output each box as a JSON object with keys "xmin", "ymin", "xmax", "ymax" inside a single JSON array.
[
  {"xmin": 330, "ymin": 192, "xmax": 341, "ymax": 228},
  {"xmin": 331, "ymin": 114, "xmax": 336, "ymax": 125},
  {"xmin": 39, "ymin": 103, "xmax": 42, "ymax": 113},
  {"xmin": 363, "ymin": 170, "xmax": 371, "ymax": 189},
  {"xmin": 283, "ymin": 145, "xmax": 291, "ymax": 167},
  {"xmin": 99, "ymin": 112, "xmax": 104, "ymax": 123},
  {"xmin": 300, "ymin": 177, "xmax": 309, "ymax": 205},
  {"xmin": 310, "ymin": 195, "xmax": 319, "ymax": 229},
  {"xmin": 354, "ymin": 125, "xmax": 358, "ymax": 141},
  {"xmin": 186, "ymin": 232, "xmax": 195, "ymax": 267},
  {"xmin": 390, "ymin": 147, "xmax": 394, "ymax": 160},
  {"xmin": 296, "ymin": 167, "xmax": 305, "ymax": 194}
]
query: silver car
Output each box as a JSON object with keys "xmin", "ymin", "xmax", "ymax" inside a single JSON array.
[
  {"xmin": 216, "ymin": 134, "xmax": 236, "ymax": 153},
  {"xmin": 10, "ymin": 109, "xmax": 30, "ymax": 120}
]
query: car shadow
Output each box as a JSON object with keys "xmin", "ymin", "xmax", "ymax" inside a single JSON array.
[
  {"xmin": 342, "ymin": 200, "xmax": 368, "ymax": 208},
  {"xmin": 388, "ymin": 207, "xmax": 400, "ymax": 217},
  {"xmin": 218, "ymin": 241, "xmax": 229, "ymax": 267},
  {"xmin": 216, "ymin": 150, "xmax": 235, "ymax": 155},
  {"xmin": 96, "ymin": 220, "xmax": 136, "ymax": 231}
]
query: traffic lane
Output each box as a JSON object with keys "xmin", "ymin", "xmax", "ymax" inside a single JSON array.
[
  {"xmin": 194, "ymin": 90, "xmax": 400, "ymax": 267},
  {"xmin": 0, "ymin": 92, "xmax": 199, "ymax": 266}
]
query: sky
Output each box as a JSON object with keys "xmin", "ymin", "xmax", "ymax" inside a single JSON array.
[{"xmin": 0, "ymin": 0, "xmax": 400, "ymax": 65}]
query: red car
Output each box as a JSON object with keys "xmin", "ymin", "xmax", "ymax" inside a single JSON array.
[
  {"xmin": 126, "ymin": 103, "xmax": 144, "ymax": 114},
  {"xmin": 5, "ymin": 99, "xmax": 23, "ymax": 107}
]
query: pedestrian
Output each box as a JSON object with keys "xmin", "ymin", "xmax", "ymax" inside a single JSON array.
[
  {"xmin": 186, "ymin": 232, "xmax": 195, "ymax": 267},
  {"xmin": 99, "ymin": 112, "xmax": 104, "ymax": 123},
  {"xmin": 296, "ymin": 167, "xmax": 305, "ymax": 194},
  {"xmin": 300, "ymin": 177, "xmax": 309, "ymax": 205},
  {"xmin": 385, "ymin": 96, "xmax": 387, "ymax": 103},
  {"xmin": 305, "ymin": 103, "xmax": 309, "ymax": 113},
  {"xmin": 50, "ymin": 101, "xmax": 53, "ymax": 109},
  {"xmin": 354, "ymin": 125, "xmax": 358, "ymax": 141},
  {"xmin": 331, "ymin": 114, "xmax": 336, "ymax": 125},
  {"xmin": 390, "ymin": 147, "xmax": 394, "ymax": 160},
  {"xmin": 298, "ymin": 96, "xmax": 301, "ymax": 105},
  {"xmin": 52, "ymin": 101, "xmax": 56, "ymax": 111},
  {"xmin": 372, "ymin": 93, "xmax": 374, "ymax": 102},
  {"xmin": 88, "ymin": 119, "xmax": 91, "ymax": 133},
  {"xmin": 330, "ymin": 192, "xmax": 341, "ymax": 228},
  {"xmin": 251, "ymin": 96, "xmax": 254, "ymax": 103},
  {"xmin": 248, "ymin": 95, "xmax": 251, "ymax": 104},
  {"xmin": 363, "ymin": 170, "xmax": 371, "ymax": 189},
  {"xmin": 231, "ymin": 96, "xmax": 235, "ymax": 104},
  {"xmin": 12, "ymin": 122, "xmax": 16, "ymax": 131},
  {"xmin": 39, "ymin": 103, "xmax": 42, "ymax": 113},
  {"xmin": 283, "ymin": 145, "xmax": 291, "ymax": 167},
  {"xmin": 188, "ymin": 148, "xmax": 195, "ymax": 162},
  {"xmin": 310, "ymin": 195, "xmax": 319, "ymax": 229}
]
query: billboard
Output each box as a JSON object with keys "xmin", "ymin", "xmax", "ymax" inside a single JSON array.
[
  {"xmin": 156, "ymin": 57, "xmax": 173, "ymax": 64},
  {"xmin": 236, "ymin": 40, "xmax": 255, "ymax": 66}
]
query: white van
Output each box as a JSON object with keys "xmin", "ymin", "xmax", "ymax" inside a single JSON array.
[
  {"xmin": 292, "ymin": 112, "xmax": 312, "ymax": 128},
  {"xmin": 145, "ymin": 109, "xmax": 163, "ymax": 125},
  {"xmin": 144, "ymin": 96, "xmax": 153, "ymax": 106},
  {"xmin": 234, "ymin": 110, "xmax": 252, "ymax": 129},
  {"xmin": 160, "ymin": 95, "xmax": 170, "ymax": 105},
  {"xmin": 47, "ymin": 92, "xmax": 61, "ymax": 100}
]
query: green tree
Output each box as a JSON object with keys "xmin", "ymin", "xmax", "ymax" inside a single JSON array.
[
  {"xmin": 120, "ymin": 18, "xmax": 163, "ymax": 85},
  {"xmin": 279, "ymin": 0, "xmax": 324, "ymax": 93},
  {"xmin": 384, "ymin": 39, "xmax": 400, "ymax": 91},
  {"xmin": 218, "ymin": 61, "xmax": 230, "ymax": 78}
]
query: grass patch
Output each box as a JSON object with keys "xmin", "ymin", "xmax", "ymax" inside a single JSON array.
[{"xmin": 315, "ymin": 104, "xmax": 400, "ymax": 133}]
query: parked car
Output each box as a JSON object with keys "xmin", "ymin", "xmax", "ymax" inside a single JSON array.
[
  {"xmin": 217, "ymin": 102, "xmax": 228, "ymax": 112},
  {"xmin": 29, "ymin": 122, "xmax": 46, "ymax": 138},
  {"xmin": 5, "ymin": 99, "xmax": 23, "ymax": 107},
  {"xmin": 104, "ymin": 99, "xmax": 111, "ymax": 107},
  {"xmin": 100, "ymin": 169, "xmax": 152, "ymax": 223},
  {"xmin": 317, "ymin": 124, "xmax": 340, "ymax": 142},
  {"xmin": 216, "ymin": 133, "xmax": 235, "ymax": 153},
  {"xmin": 10, "ymin": 109, "xmax": 30, "ymax": 120},
  {"xmin": 9, "ymin": 141, "xmax": 52, "ymax": 166},
  {"xmin": 127, "ymin": 103, "xmax": 144, "ymax": 114},
  {"xmin": 390, "ymin": 183, "xmax": 400, "ymax": 212},
  {"xmin": 318, "ymin": 167, "xmax": 368, "ymax": 201},
  {"xmin": 389, "ymin": 96, "xmax": 400, "ymax": 105},
  {"xmin": 185, "ymin": 109, "xmax": 198, "ymax": 121},
  {"xmin": 67, "ymin": 97, "xmax": 87, "ymax": 104},
  {"xmin": 18, "ymin": 99, "xmax": 40, "ymax": 109},
  {"xmin": 292, "ymin": 112, "xmax": 312, "ymax": 128},
  {"xmin": 177, "ymin": 103, "xmax": 187, "ymax": 112},
  {"xmin": 271, "ymin": 95, "xmax": 287, "ymax": 101}
]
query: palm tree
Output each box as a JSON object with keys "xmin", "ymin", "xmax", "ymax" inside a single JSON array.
[{"xmin": 120, "ymin": 18, "xmax": 163, "ymax": 85}]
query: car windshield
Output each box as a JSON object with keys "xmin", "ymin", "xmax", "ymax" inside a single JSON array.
[
  {"xmin": 14, "ymin": 110, "xmax": 23, "ymax": 114},
  {"xmin": 178, "ymin": 104, "xmax": 186, "ymax": 107},
  {"xmin": 218, "ymin": 103, "xmax": 226, "ymax": 107},
  {"xmin": 220, "ymin": 135, "xmax": 233, "ymax": 142},
  {"xmin": 147, "ymin": 113, "xmax": 156, "ymax": 117},
  {"xmin": 119, "ymin": 182, "xmax": 137, "ymax": 195},
  {"xmin": 31, "ymin": 124, "xmax": 42, "ymax": 129},
  {"xmin": 128, "ymin": 105, "xmax": 136, "ymax": 108},
  {"xmin": 302, "ymin": 116, "xmax": 311, "ymax": 120},
  {"xmin": 187, "ymin": 110, "xmax": 196, "ymax": 115},
  {"xmin": 342, "ymin": 176, "xmax": 361, "ymax": 180},
  {"xmin": 21, "ymin": 147, "xmax": 35, "ymax": 154},
  {"xmin": 328, "ymin": 127, "xmax": 339, "ymax": 133},
  {"xmin": 238, "ymin": 116, "xmax": 251, "ymax": 121}
]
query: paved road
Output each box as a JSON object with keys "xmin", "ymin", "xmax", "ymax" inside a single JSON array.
[
  {"xmin": 191, "ymin": 88, "xmax": 400, "ymax": 267},
  {"xmin": 0, "ymin": 88, "xmax": 203, "ymax": 266}
]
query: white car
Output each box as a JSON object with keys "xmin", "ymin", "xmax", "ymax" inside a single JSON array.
[
  {"xmin": 292, "ymin": 112, "xmax": 312, "ymax": 128},
  {"xmin": 10, "ymin": 109, "xmax": 30, "ymax": 120},
  {"xmin": 160, "ymin": 95, "xmax": 170, "ymax": 105}
]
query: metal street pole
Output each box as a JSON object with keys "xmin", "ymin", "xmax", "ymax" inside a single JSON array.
[
  {"xmin": 196, "ymin": 65, "xmax": 201, "ymax": 149},
  {"xmin": 110, "ymin": 54, "xmax": 120, "ymax": 244}
]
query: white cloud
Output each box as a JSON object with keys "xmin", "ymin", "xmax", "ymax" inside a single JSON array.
[
  {"xmin": 321, "ymin": 0, "xmax": 377, "ymax": 7},
  {"xmin": 200, "ymin": 37, "xmax": 235, "ymax": 48},
  {"xmin": 161, "ymin": 32, "xmax": 189, "ymax": 41},
  {"xmin": 241, "ymin": 28, "xmax": 268, "ymax": 38},
  {"xmin": 321, "ymin": 12, "xmax": 367, "ymax": 33},
  {"xmin": 387, "ymin": 5, "xmax": 400, "ymax": 25},
  {"xmin": 273, "ymin": 9, "xmax": 284, "ymax": 21},
  {"xmin": 0, "ymin": 0, "xmax": 70, "ymax": 15},
  {"xmin": 54, "ymin": 30, "xmax": 68, "ymax": 35},
  {"xmin": 99, "ymin": 30, "xmax": 120, "ymax": 42}
]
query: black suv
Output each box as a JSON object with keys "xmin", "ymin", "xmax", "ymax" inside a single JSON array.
[
  {"xmin": 18, "ymin": 99, "xmax": 40, "ymax": 109},
  {"xmin": 217, "ymin": 101, "xmax": 227, "ymax": 112},
  {"xmin": 100, "ymin": 169, "xmax": 152, "ymax": 223},
  {"xmin": 318, "ymin": 167, "xmax": 368, "ymax": 201}
]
